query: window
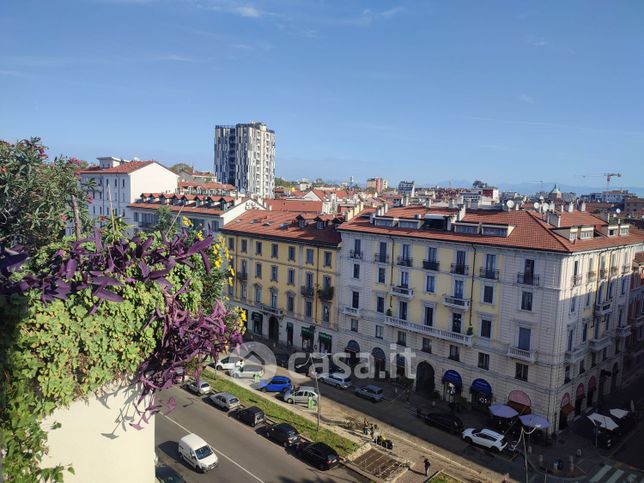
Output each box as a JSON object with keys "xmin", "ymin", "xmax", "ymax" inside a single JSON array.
[
  {"xmin": 376, "ymin": 296, "xmax": 385, "ymax": 313},
  {"xmin": 352, "ymin": 291, "xmax": 360, "ymax": 309},
  {"xmin": 518, "ymin": 327, "xmax": 531, "ymax": 350},
  {"xmin": 570, "ymin": 295, "xmax": 576, "ymax": 313},
  {"xmin": 271, "ymin": 265, "xmax": 278, "ymax": 282},
  {"xmin": 255, "ymin": 263, "xmax": 262, "ymax": 278},
  {"xmin": 524, "ymin": 259, "xmax": 535, "ymax": 278},
  {"xmin": 270, "ymin": 290, "xmax": 277, "ymax": 308},
  {"xmin": 591, "ymin": 352, "xmax": 596, "ymax": 367},
  {"xmin": 579, "ymin": 360, "xmax": 585, "ymax": 374},
  {"xmin": 399, "ymin": 301, "xmax": 408, "ymax": 320},
  {"xmin": 353, "ymin": 263, "xmax": 360, "ymax": 279},
  {"xmin": 449, "ymin": 345, "xmax": 460, "ymax": 361},
  {"xmin": 241, "ymin": 284, "xmax": 247, "ymax": 300},
  {"xmin": 424, "ymin": 306, "xmax": 434, "ymax": 326},
  {"xmin": 287, "ymin": 294, "xmax": 294, "ymax": 313},
  {"xmin": 521, "ymin": 291, "xmax": 533, "ymax": 311},
  {"xmin": 271, "ymin": 243, "xmax": 278, "ymax": 258},
  {"xmin": 305, "ymin": 272, "xmax": 313, "ymax": 289},
  {"xmin": 621, "ymin": 278, "xmax": 627, "ymax": 295},
  {"xmin": 288, "ymin": 246, "xmax": 295, "ymax": 261},
  {"xmin": 397, "ymin": 331, "xmax": 406, "ymax": 346},
  {"xmin": 322, "ymin": 275, "xmax": 331, "ymax": 289},
  {"xmin": 375, "ymin": 325, "xmax": 384, "ymax": 339},
  {"xmin": 241, "ymin": 239, "xmax": 247, "ymax": 253},
  {"xmin": 456, "ymin": 250, "xmax": 466, "ymax": 266},
  {"xmin": 478, "ymin": 353, "xmax": 490, "ymax": 370},
  {"xmin": 322, "ymin": 304, "xmax": 330, "ymax": 323},
  {"xmin": 324, "ymin": 251, "xmax": 332, "ymax": 267},
  {"xmin": 287, "ymin": 268, "xmax": 295, "ymax": 285},
  {"xmin": 422, "ymin": 338, "xmax": 432, "ymax": 353},
  {"xmin": 254, "ymin": 285, "xmax": 261, "ymax": 303},
  {"xmin": 481, "ymin": 319, "xmax": 492, "ymax": 338},
  {"xmin": 427, "ymin": 247, "xmax": 437, "ymax": 262},
  {"xmin": 483, "ymin": 285, "xmax": 494, "ymax": 304},
  {"xmin": 586, "ymin": 292, "xmax": 591, "ymax": 307},
  {"xmin": 353, "ymin": 239, "xmax": 361, "ymax": 255},
  {"xmin": 426, "ymin": 275, "xmax": 435, "ymax": 293},
  {"xmin": 228, "ymin": 237, "xmax": 234, "ymax": 250},
  {"xmin": 602, "ymin": 348, "xmax": 607, "ymax": 361},
  {"xmin": 377, "ymin": 241, "xmax": 387, "ymax": 261},
  {"xmin": 306, "ymin": 248, "xmax": 314, "ymax": 264},
  {"xmin": 401, "ymin": 243, "xmax": 411, "ymax": 261},
  {"xmin": 454, "ymin": 280, "xmax": 464, "ymax": 299},
  {"xmin": 255, "ymin": 241, "xmax": 262, "ymax": 255},
  {"xmin": 582, "ymin": 322, "xmax": 588, "ymax": 342},
  {"xmin": 515, "ymin": 363, "xmax": 528, "ymax": 381},
  {"xmin": 564, "ymin": 365, "xmax": 571, "ymax": 383},
  {"xmin": 451, "ymin": 313, "xmax": 462, "ymax": 333},
  {"xmin": 305, "ymin": 300, "xmax": 312, "ymax": 318},
  {"xmin": 378, "ymin": 267, "xmax": 386, "ymax": 284},
  {"xmin": 567, "ymin": 330, "xmax": 573, "ymax": 351},
  {"xmin": 350, "ymin": 318, "xmax": 358, "ymax": 332}
]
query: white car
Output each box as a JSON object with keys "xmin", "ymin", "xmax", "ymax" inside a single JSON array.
[
  {"xmin": 178, "ymin": 433, "xmax": 218, "ymax": 472},
  {"xmin": 208, "ymin": 392, "xmax": 240, "ymax": 411},
  {"xmin": 212, "ymin": 355, "xmax": 244, "ymax": 372},
  {"xmin": 318, "ymin": 372, "xmax": 352, "ymax": 390},
  {"xmin": 281, "ymin": 386, "xmax": 319, "ymax": 405},
  {"xmin": 462, "ymin": 428, "xmax": 507, "ymax": 452},
  {"xmin": 186, "ymin": 380, "xmax": 211, "ymax": 395}
]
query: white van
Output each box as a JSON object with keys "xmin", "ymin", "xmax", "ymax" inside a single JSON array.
[{"xmin": 178, "ymin": 433, "xmax": 218, "ymax": 473}]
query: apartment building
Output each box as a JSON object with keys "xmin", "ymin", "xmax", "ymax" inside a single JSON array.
[
  {"xmin": 337, "ymin": 204, "xmax": 643, "ymax": 433},
  {"xmin": 214, "ymin": 122, "xmax": 276, "ymax": 199},
  {"xmin": 623, "ymin": 252, "xmax": 644, "ymax": 383},
  {"xmin": 222, "ymin": 211, "xmax": 342, "ymax": 353}
]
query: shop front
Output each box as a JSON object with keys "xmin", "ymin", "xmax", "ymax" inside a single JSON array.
[
  {"xmin": 251, "ymin": 312, "xmax": 263, "ymax": 336},
  {"xmin": 559, "ymin": 393, "xmax": 574, "ymax": 430},
  {"xmin": 318, "ymin": 332, "xmax": 332, "ymax": 355},
  {"xmin": 301, "ymin": 325, "xmax": 315, "ymax": 352},
  {"xmin": 372, "ymin": 347, "xmax": 386, "ymax": 379},
  {"xmin": 574, "ymin": 383, "xmax": 585, "ymax": 415},
  {"xmin": 507, "ymin": 390, "xmax": 532, "ymax": 415},
  {"xmin": 587, "ymin": 376, "xmax": 597, "ymax": 407},
  {"xmin": 344, "ymin": 340, "xmax": 361, "ymax": 366},
  {"xmin": 470, "ymin": 378, "xmax": 493, "ymax": 412},
  {"xmin": 441, "ymin": 370, "xmax": 462, "ymax": 405},
  {"xmin": 286, "ymin": 322, "xmax": 293, "ymax": 348}
]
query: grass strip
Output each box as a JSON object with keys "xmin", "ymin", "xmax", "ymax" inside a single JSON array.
[{"xmin": 202, "ymin": 372, "xmax": 359, "ymax": 457}]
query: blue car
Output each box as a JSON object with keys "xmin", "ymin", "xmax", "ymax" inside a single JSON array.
[{"xmin": 257, "ymin": 376, "xmax": 293, "ymax": 393}]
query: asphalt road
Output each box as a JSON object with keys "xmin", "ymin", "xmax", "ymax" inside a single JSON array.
[{"xmin": 155, "ymin": 385, "xmax": 367, "ymax": 483}]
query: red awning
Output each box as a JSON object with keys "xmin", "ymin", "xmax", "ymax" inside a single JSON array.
[
  {"xmin": 588, "ymin": 376, "xmax": 597, "ymax": 391},
  {"xmin": 576, "ymin": 383, "xmax": 585, "ymax": 398},
  {"xmin": 560, "ymin": 393, "xmax": 571, "ymax": 408},
  {"xmin": 560, "ymin": 404, "xmax": 575, "ymax": 416}
]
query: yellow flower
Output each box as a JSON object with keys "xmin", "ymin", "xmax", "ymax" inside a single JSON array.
[
  {"xmin": 214, "ymin": 259, "xmax": 221, "ymax": 269},
  {"xmin": 195, "ymin": 231, "xmax": 204, "ymax": 241},
  {"xmin": 229, "ymin": 268, "xmax": 235, "ymax": 277},
  {"xmin": 228, "ymin": 277, "xmax": 233, "ymax": 286},
  {"xmin": 182, "ymin": 216, "xmax": 192, "ymax": 227}
]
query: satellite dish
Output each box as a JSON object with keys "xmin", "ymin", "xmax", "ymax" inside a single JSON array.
[
  {"xmin": 533, "ymin": 202, "xmax": 540, "ymax": 210},
  {"xmin": 506, "ymin": 200, "xmax": 515, "ymax": 209},
  {"xmin": 616, "ymin": 208, "xmax": 621, "ymax": 214}
]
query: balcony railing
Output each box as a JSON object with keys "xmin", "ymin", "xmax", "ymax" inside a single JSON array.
[
  {"xmin": 600, "ymin": 268, "xmax": 608, "ymax": 278},
  {"xmin": 622, "ymin": 265, "xmax": 631, "ymax": 275},
  {"xmin": 300, "ymin": 286, "xmax": 315, "ymax": 297},
  {"xmin": 517, "ymin": 273, "xmax": 539, "ymax": 286},
  {"xmin": 587, "ymin": 271, "xmax": 596, "ymax": 282},
  {"xmin": 565, "ymin": 342, "xmax": 587, "ymax": 363},
  {"xmin": 260, "ymin": 304, "xmax": 283, "ymax": 317},
  {"xmin": 589, "ymin": 335, "xmax": 611, "ymax": 352},
  {"xmin": 610, "ymin": 266, "xmax": 619, "ymax": 277},
  {"xmin": 615, "ymin": 325, "xmax": 631, "ymax": 338},
  {"xmin": 384, "ymin": 316, "xmax": 472, "ymax": 346},
  {"xmin": 343, "ymin": 306, "xmax": 361, "ymax": 317},
  {"xmin": 349, "ymin": 250, "xmax": 363, "ymax": 259},
  {"xmin": 443, "ymin": 295, "xmax": 470, "ymax": 310},
  {"xmin": 572, "ymin": 274, "xmax": 583, "ymax": 286},
  {"xmin": 450, "ymin": 263, "xmax": 469, "ymax": 275},
  {"xmin": 237, "ymin": 272, "xmax": 248, "ymax": 282},
  {"xmin": 423, "ymin": 260, "xmax": 440, "ymax": 271},
  {"xmin": 507, "ymin": 346, "xmax": 537, "ymax": 363},
  {"xmin": 595, "ymin": 300, "xmax": 613, "ymax": 315},
  {"xmin": 317, "ymin": 286, "xmax": 335, "ymax": 301},
  {"xmin": 374, "ymin": 254, "xmax": 389, "ymax": 264},
  {"xmin": 390, "ymin": 285, "xmax": 414, "ymax": 299},
  {"xmin": 480, "ymin": 268, "xmax": 500, "ymax": 280},
  {"xmin": 397, "ymin": 256, "xmax": 413, "ymax": 267}
]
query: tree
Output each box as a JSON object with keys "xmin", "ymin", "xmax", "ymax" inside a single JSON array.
[
  {"xmin": 275, "ymin": 177, "xmax": 296, "ymax": 188},
  {"xmin": 472, "ymin": 180, "xmax": 487, "ymax": 189},
  {"xmin": 154, "ymin": 205, "xmax": 177, "ymax": 236},
  {"xmin": 169, "ymin": 163, "xmax": 193, "ymax": 175},
  {"xmin": 0, "ymin": 138, "xmax": 91, "ymax": 253}
]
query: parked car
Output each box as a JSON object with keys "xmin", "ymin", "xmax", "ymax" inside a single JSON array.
[
  {"xmin": 281, "ymin": 386, "xmax": 319, "ymax": 405},
  {"xmin": 257, "ymin": 376, "xmax": 293, "ymax": 393},
  {"xmin": 462, "ymin": 428, "xmax": 507, "ymax": 452},
  {"xmin": 317, "ymin": 372, "xmax": 352, "ymax": 390},
  {"xmin": 576, "ymin": 416, "xmax": 616, "ymax": 449},
  {"xmin": 230, "ymin": 365, "xmax": 264, "ymax": 379},
  {"xmin": 177, "ymin": 433, "xmax": 218, "ymax": 473},
  {"xmin": 186, "ymin": 380, "xmax": 211, "ymax": 395},
  {"xmin": 423, "ymin": 413, "xmax": 464, "ymax": 434},
  {"xmin": 235, "ymin": 406, "xmax": 265, "ymax": 427},
  {"xmin": 296, "ymin": 442, "xmax": 339, "ymax": 470},
  {"xmin": 274, "ymin": 353, "xmax": 290, "ymax": 368},
  {"xmin": 266, "ymin": 423, "xmax": 300, "ymax": 447},
  {"xmin": 207, "ymin": 392, "xmax": 240, "ymax": 411},
  {"xmin": 354, "ymin": 385, "xmax": 384, "ymax": 402},
  {"xmin": 212, "ymin": 355, "xmax": 244, "ymax": 372}
]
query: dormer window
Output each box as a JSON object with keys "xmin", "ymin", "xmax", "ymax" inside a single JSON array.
[
  {"xmin": 620, "ymin": 226, "xmax": 629, "ymax": 236},
  {"xmin": 298, "ymin": 219, "xmax": 306, "ymax": 228},
  {"xmin": 580, "ymin": 230, "xmax": 593, "ymax": 240}
]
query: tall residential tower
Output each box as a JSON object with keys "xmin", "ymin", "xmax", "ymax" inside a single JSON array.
[{"xmin": 214, "ymin": 122, "xmax": 276, "ymax": 199}]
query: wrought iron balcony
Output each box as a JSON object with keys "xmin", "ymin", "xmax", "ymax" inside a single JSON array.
[
  {"xmin": 343, "ymin": 306, "xmax": 361, "ymax": 317},
  {"xmin": 237, "ymin": 272, "xmax": 248, "ymax": 282},
  {"xmin": 397, "ymin": 256, "xmax": 413, "ymax": 267},
  {"xmin": 374, "ymin": 253, "xmax": 389, "ymax": 264},
  {"xmin": 390, "ymin": 285, "xmax": 414, "ymax": 299},
  {"xmin": 622, "ymin": 265, "xmax": 631, "ymax": 275},
  {"xmin": 317, "ymin": 286, "xmax": 335, "ymax": 301},
  {"xmin": 507, "ymin": 346, "xmax": 537, "ymax": 363},
  {"xmin": 349, "ymin": 250, "xmax": 363, "ymax": 259},
  {"xmin": 480, "ymin": 268, "xmax": 500, "ymax": 280},
  {"xmin": 260, "ymin": 304, "xmax": 283, "ymax": 317},
  {"xmin": 595, "ymin": 300, "xmax": 613, "ymax": 315},
  {"xmin": 443, "ymin": 295, "xmax": 470, "ymax": 310},
  {"xmin": 615, "ymin": 325, "xmax": 631, "ymax": 338},
  {"xmin": 589, "ymin": 335, "xmax": 611, "ymax": 352},
  {"xmin": 565, "ymin": 343, "xmax": 587, "ymax": 363},
  {"xmin": 450, "ymin": 263, "xmax": 469, "ymax": 275},
  {"xmin": 300, "ymin": 286, "xmax": 315, "ymax": 297},
  {"xmin": 599, "ymin": 268, "xmax": 608, "ymax": 278},
  {"xmin": 517, "ymin": 273, "xmax": 539, "ymax": 286},
  {"xmin": 572, "ymin": 274, "xmax": 583, "ymax": 286},
  {"xmin": 384, "ymin": 316, "xmax": 472, "ymax": 346},
  {"xmin": 422, "ymin": 260, "xmax": 440, "ymax": 271}
]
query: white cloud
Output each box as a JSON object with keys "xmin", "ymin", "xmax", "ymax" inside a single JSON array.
[
  {"xmin": 519, "ymin": 93, "xmax": 535, "ymax": 104},
  {"xmin": 236, "ymin": 5, "xmax": 261, "ymax": 18}
]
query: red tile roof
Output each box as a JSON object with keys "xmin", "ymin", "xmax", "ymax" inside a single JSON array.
[
  {"xmin": 128, "ymin": 202, "xmax": 224, "ymax": 216},
  {"xmin": 178, "ymin": 181, "xmax": 236, "ymax": 191},
  {"xmin": 265, "ymin": 199, "xmax": 323, "ymax": 213},
  {"xmin": 78, "ymin": 161, "xmax": 156, "ymax": 174}
]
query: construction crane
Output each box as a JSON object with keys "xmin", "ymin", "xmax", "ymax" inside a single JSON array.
[{"xmin": 582, "ymin": 173, "xmax": 622, "ymax": 190}]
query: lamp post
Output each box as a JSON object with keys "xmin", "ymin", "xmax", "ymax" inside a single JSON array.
[
  {"xmin": 518, "ymin": 424, "xmax": 541, "ymax": 483},
  {"xmin": 296, "ymin": 352, "xmax": 321, "ymax": 432}
]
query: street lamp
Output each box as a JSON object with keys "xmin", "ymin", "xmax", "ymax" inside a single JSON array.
[
  {"xmin": 517, "ymin": 424, "xmax": 541, "ymax": 483},
  {"xmin": 296, "ymin": 353, "xmax": 322, "ymax": 432}
]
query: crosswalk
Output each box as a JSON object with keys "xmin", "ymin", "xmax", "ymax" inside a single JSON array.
[{"xmin": 588, "ymin": 464, "xmax": 644, "ymax": 483}]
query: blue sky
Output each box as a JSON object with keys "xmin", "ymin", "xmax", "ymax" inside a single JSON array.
[{"xmin": 1, "ymin": 0, "xmax": 643, "ymax": 189}]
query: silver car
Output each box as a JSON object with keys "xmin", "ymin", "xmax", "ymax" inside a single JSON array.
[
  {"xmin": 282, "ymin": 386, "xmax": 319, "ymax": 405},
  {"xmin": 230, "ymin": 365, "xmax": 264, "ymax": 379},
  {"xmin": 318, "ymin": 372, "xmax": 351, "ymax": 390},
  {"xmin": 186, "ymin": 380, "xmax": 211, "ymax": 395},
  {"xmin": 208, "ymin": 392, "xmax": 240, "ymax": 411}
]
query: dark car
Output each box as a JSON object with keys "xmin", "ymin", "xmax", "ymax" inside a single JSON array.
[
  {"xmin": 354, "ymin": 384, "xmax": 384, "ymax": 402},
  {"xmin": 275, "ymin": 353, "xmax": 290, "ymax": 368},
  {"xmin": 266, "ymin": 423, "xmax": 300, "ymax": 447},
  {"xmin": 296, "ymin": 442, "xmax": 339, "ymax": 470},
  {"xmin": 235, "ymin": 406, "xmax": 265, "ymax": 427},
  {"xmin": 423, "ymin": 412, "xmax": 464, "ymax": 434}
]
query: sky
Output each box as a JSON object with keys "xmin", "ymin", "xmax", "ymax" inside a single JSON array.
[{"xmin": 1, "ymin": 0, "xmax": 643, "ymax": 189}]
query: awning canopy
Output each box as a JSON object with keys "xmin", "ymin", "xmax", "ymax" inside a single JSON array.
[
  {"xmin": 560, "ymin": 404, "xmax": 575, "ymax": 416},
  {"xmin": 519, "ymin": 414, "xmax": 550, "ymax": 429},
  {"xmin": 441, "ymin": 370, "xmax": 462, "ymax": 387},
  {"xmin": 576, "ymin": 383, "xmax": 585, "ymax": 398},
  {"xmin": 587, "ymin": 412, "xmax": 619, "ymax": 431},
  {"xmin": 489, "ymin": 404, "xmax": 518, "ymax": 419},
  {"xmin": 372, "ymin": 347, "xmax": 386, "ymax": 361},
  {"xmin": 588, "ymin": 376, "xmax": 597, "ymax": 391},
  {"xmin": 508, "ymin": 390, "xmax": 532, "ymax": 407},
  {"xmin": 301, "ymin": 326, "xmax": 315, "ymax": 338},
  {"xmin": 609, "ymin": 408, "xmax": 629, "ymax": 420},
  {"xmin": 345, "ymin": 340, "xmax": 360, "ymax": 353},
  {"xmin": 470, "ymin": 378, "xmax": 492, "ymax": 395},
  {"xmin": 318, "ymin": 333, "xmax": 332, "ymax": 344}
]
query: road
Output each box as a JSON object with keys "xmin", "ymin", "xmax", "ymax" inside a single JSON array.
[{"xmin": 155, "ymin": 385, "xmax": 367, "ymax": 483}]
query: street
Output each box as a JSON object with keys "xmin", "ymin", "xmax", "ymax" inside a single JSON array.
[{"xmin": 155, "ymin": 386, "xmax": 367, "ymax": 483}]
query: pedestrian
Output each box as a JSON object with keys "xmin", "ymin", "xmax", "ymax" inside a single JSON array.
[
  {"xmin": 369, "ymin": 425, "xmax": 374, "ymax": 441},
  {"xmin": 423, "ymin": 457, "xmax": 431, "ymax": 477}
]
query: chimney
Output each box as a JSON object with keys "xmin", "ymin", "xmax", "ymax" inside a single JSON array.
[
  {"xmin": 580, "ymin": 201, "xmax": 586, "ymax": 212},
  {"xmin": 547, "ymin": 212, "xmax": 561, "ymax": 228},
  {"xmin": 567, "ymin": 202, "xmax": 574, "ymax": 213}
]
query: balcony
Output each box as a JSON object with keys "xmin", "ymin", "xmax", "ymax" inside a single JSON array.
[
  {"xmin": 610, "ymin": 266, "xmax": 619, "ymax": 277},
  {"xmin": 590, "ymin": 335, "xmax": 611, "ymax": 352},
  {"xmin": 397, "ymin": 256, "xmax": 413, "ymax": 267},
  {"xmin": 615, "ymin": 325, "xmax": 631, "ymax": 338},
  {"xmin": 300, "ymin": 286, "xmax": 315, "ymax": 297},
  {"xmin": 390, "ymin": 285, "xmax": 414, "ymax": 299},
  {"xmin": 374, "ymin": 254, "xmax": 390, "ymax": 264},
  {"xmin": 384, "ymin": 316, "xmax": 472, "ymax": 346},
  {"xmin": 572, "ymin": 274, "xmax": 583, "ymax": 286},
  {"xmin": 450, "ymin": 263, "xmax": 469, "ymax": 276},
  {"xmin": 517, "ymin": 273, "xmax": 540, "ymax": 286},
  {"xmin": 443, "ymin": 295, "xmax": 470, "ymax": 310},
  {"xmin": 600, "ymin": 268, "xmax": 608, "ymax": 278},
  {"xmin": 343, "ymin": 306, "xmax": 361, "ymax": 317},
  {"xmin": 423, "ymin": 260, "xmax": 440, "ymax": 271},
  {"xmin": 237, "ymin": 272, "xmax": 248, "ymax": 282},
  {"xmin": 317, "ymin": 286, "xmax": 335, "ymax": 301},
  {"xmin": 595, "ymin": 300, "xmax": 613, "ymax": 315},
  {"xmin": 507, "ymin": 346, "xmax": 537, "ymax": 363},
  {"xmin": 587, "ymin": 271, "xmax": 596, "ymax": 282},
  {"xmin": 480, "ymin": 268, "xmax": 500, "ymax": 280},
  {"xmin": 565, "ymin": 343, "xmax": 587, "ymax": 363},
  {"xmin": 259, "ymin": 304, "xmax": 283, "ymax": 317},
  {"xmin": 622, "ymin": 265, "xmax": 631, "ymax": 275},
  {"xmin": 349, "ymin": 250, "xmax": 363, "ymax": 260}
]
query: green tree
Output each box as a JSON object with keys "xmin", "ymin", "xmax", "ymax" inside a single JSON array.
[
  {"xmin": 154, "ymin": 206, "xmax": 177, "ymax": 236},
  {"xmin": 169, "ymin": 163, "xmax": 192, "ymax": 175},
  {"xmin": 0, "ymin": 138, "xmax": 91, "ymax": 253}
]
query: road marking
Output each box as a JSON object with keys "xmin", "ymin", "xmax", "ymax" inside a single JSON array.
[
  {"xmin": 605, "ymin": 469, "xmax": 624, "ymax": 483},
  {"xmin": 590, "ymin": 465, "xmax": 612, "ymax": 482},
  {"xmin": 160, "ymin": 413, "xmax": 265, "ymax": 483}
]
